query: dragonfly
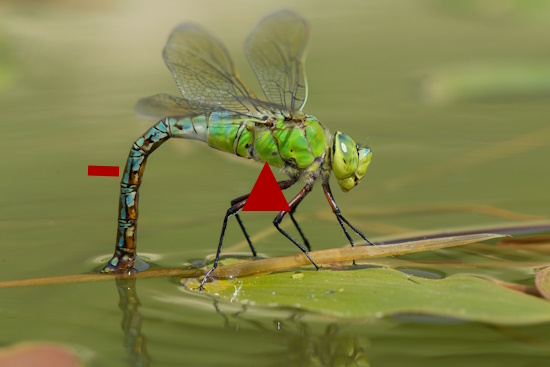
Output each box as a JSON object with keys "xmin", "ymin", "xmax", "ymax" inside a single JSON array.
[{"xmin": 102, "ymin": 10, "xmax": 373, "ymax": 287}]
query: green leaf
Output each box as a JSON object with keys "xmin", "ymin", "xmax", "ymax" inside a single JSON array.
[{"xmin": 192, "ymin": 268, "xmax": 550, "ymax": 325}]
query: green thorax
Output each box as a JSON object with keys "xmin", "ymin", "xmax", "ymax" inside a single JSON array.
[
  {"xmin": 167, "ymin": 113, "xmax": 328, "ymax": 172},
  {"xmin": 253, "ymin": 116, "xmax": 327, "ymax": 171}
]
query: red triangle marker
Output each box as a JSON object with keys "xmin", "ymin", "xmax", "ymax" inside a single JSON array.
[{"xmin": 242, "ymin": 162, "xmax": 291, "ymax": 212}]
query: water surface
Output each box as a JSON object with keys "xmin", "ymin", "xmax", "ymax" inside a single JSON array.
[{"xmin": 1, "ymin": 1, "xmax": 550, "ymax": 366}]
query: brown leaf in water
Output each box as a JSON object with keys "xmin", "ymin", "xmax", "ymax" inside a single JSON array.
[{"xmin": 535, "ymin": 267, "xmax": 550, "ymax": 301}]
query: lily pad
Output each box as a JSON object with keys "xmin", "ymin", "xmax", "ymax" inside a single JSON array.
[{"xmin": 193, "ymin": 268, "xmax": 550, "ymax": 325}]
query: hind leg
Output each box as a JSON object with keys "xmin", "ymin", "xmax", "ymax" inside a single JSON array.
[
  {"xmin": 232, "ymin": 178, "xmax": 312, "ymax": 254},
  {"xmin": 200, "ymin": 198, "xmax": 248, "ymax": 289}
]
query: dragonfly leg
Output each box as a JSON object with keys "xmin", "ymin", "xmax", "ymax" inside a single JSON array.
[
  {"xmin": 273, "ymin": 183, "xmax": 319, "ymax": 269},
  {"xmin": 234, "ymin": 212, "xmax": 256, "ymax": 256},
  {"xmin": 278, "ymin": 180, "xmax": 312, "ymax": 250},
  {"xmin": 288, "ymin": 203, "xmax": 311, "ymax": 251},
  {"xmin": 231, "ymin": 178, "xmax": 311, "ymax": 255},
  {"xmin": 231, "ymin": 193, "xmax": 255, "ymax": 256},
  {"xmin": 201, "ymin": 198, "xmax": 248, "ymax": 290},
  {"xmin": 322, "ymin": 180, "xmax": 375, "ymax": 247}
]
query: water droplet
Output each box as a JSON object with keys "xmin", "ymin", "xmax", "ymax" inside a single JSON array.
[{"xmin": 292, "ymin": 271, "xmax": 304, "ymax": 279}]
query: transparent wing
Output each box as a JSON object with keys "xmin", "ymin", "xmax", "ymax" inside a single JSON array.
[
  {"xmin": 245, "ymin": 10, "xmax": 310, "ymax": 112},
  {"xmin": 163, "ymin": 23, "xmax": 267, "ymax": 118},
  {"xmin": 134, "ymin": 93, "xmax": 286, "ymax": 121},
  {"xmin": 134, "ymin": 93, "xmax": 197, "ymax": 121}
]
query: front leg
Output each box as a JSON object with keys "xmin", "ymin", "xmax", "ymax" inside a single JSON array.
[{"xmin": 322, "ymin": 181, "xmax": 375, "ymax": 247}]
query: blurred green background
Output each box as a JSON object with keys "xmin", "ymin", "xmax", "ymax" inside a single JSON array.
[{"xmin": 1, "ymin": 0, "xmax": 550, "ymax": 366}]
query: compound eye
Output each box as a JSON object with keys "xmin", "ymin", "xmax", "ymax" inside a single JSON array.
[
  {"xmin": 332, "ymin": 133, "xmax": 358, "ymax": 179},
  {"xmin": 355, "ymin": 147, "xmax": 372, "ymax": 180}
]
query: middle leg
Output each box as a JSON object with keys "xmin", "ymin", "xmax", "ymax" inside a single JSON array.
[
  {"xmin": 232, "ymin": 178, "xmax": 312, "ymax": 255},
  {"xmin": 273, "ymin": 183, "xmax": 319, "ymax": 269}
]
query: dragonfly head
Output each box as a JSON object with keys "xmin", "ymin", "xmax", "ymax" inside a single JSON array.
[{"xmin": 331, "ymin": 132, "xmax": 372, "ymax": 192}]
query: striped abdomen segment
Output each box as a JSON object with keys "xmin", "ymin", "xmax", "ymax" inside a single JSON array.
[
  {"xmin": 104, "ymin": 118, "xmax": 172, "ymax": 272},
  {"xmin": 103, "ymin": 114, "xmax": 255, "ymax": 272}
]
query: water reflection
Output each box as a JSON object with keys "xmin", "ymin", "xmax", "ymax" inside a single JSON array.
[
  {"xmin": 211, "ymin": 299, "xmax": 372, "ymax": 366},
  {"xmin": 116, "ymin": 278, "xmax": 151, "ymax": 367},
  {"xmin": 282, "ymin": 324, "xmax": 370, "ymax": 367},
  {"xmin": 115, "ymin": 278, "xmax": 371, "ymax": 366}
]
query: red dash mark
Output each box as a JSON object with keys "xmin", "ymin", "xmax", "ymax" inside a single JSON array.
[{"xmin": 88, "ymin": 165, "xmax": 120, "ymax": 177}]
